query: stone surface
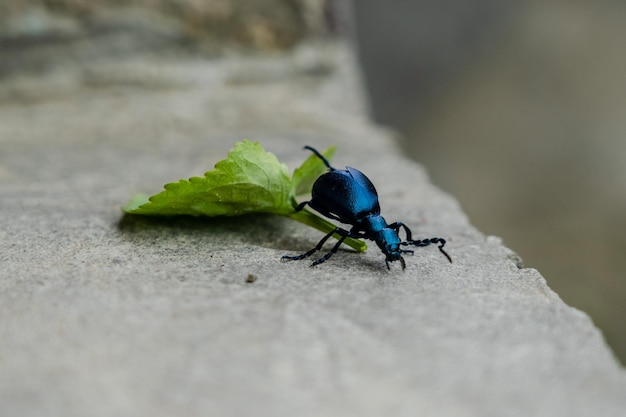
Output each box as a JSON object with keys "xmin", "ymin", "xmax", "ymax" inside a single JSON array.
[
  {"xmin": 0, "ymin": 0, "xmax": 333, "ymax": 64},
  {"xmin": 1, "ymin": 41, "xmax": 625, "ymax": 417}
]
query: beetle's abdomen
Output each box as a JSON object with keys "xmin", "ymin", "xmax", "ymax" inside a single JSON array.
[{"xmin": 310, "ymin": 167, "xmax": 380, "ymax": 222}]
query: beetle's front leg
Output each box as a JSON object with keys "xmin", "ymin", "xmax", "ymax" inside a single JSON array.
[
  {"xmin": 390, "ymin": 222, "xmax": 452, "ymax": 263},
  {"xmin": 388, "ymin": 221, "xmax": 413, "ymax": 241}
]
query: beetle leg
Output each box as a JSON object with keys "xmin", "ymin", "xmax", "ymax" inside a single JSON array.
[
  {"xmin": 294, "ymin": 201, "xmax": 310, "ymax": 212},
  {"xmin": 348, "ymin": 228, "xmax": 368, "ymax": 240},
  {"xmin": 281, "ymin": 227, "xmax": 349, "ymax": 264},
  {"xmin": 310, "ymin": 233, "xmax": 349, "ymax": 267},
  {"xmin": 388, "ymin": 221, "xmax": 413, "ymax": 241}
]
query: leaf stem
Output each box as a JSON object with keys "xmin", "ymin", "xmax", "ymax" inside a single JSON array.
[{"xmin": 287, "ymin": 210, "xmax": 367, "ymax": 253}]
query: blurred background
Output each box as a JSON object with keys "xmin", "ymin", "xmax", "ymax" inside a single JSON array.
[
  {"xmin": 1, "ymin": 0, "xmax": 624, "ymax": 362},
  {"xmin": 353, "ymin": 0, "xmax": 626, "ymax": 363}
]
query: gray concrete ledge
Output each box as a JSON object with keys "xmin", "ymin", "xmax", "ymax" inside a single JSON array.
[{"xmin": 1, "ymin": 41, "xmax": 625, "ymax": 417}]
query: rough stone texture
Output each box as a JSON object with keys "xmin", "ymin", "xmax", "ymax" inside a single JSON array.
[
  {"xmin": 0, "ymin": 0, "xmax": 332, "ymax": 68},
  {"xmin": 1, "ymin": 41, "xmax": 625, "ymax": 417}
]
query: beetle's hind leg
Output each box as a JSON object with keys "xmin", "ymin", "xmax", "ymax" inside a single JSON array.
[{"xmin": 281, "ymin": 227, "xmax": 350, "ymax": 266}]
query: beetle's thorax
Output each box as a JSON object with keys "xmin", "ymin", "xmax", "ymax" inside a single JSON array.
[
  {"xmin": 358, "ymin": 214, "xmax": 388, "ymax": 234},
  {"xmin": 357, "ymin": 215, "xmax": 402, "ymax": 260}
]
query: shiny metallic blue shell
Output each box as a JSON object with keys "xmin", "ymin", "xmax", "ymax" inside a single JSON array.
[{"xmin": 309, "ymin": 167, "xmax": 381, "ymax": 224}]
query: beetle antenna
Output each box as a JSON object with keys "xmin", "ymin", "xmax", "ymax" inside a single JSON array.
[
  {"xmin": 402, "ymin": 237, "xmax": 452, "ymax": 263},
  {"xmin": 304, "ymin": 146, "xmax": 333, "ymax": 170}
]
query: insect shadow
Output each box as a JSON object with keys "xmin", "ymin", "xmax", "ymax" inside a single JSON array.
[{"xmin": 117, "ymin": 213, "xmax": 289, "ymax": 250}]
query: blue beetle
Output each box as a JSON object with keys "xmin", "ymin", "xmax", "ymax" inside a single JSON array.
[{"xmin": 282, "ymin": 146, "xmax": 452, "ymax": 270}]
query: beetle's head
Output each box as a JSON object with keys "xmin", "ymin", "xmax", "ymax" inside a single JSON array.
[{"xmin": 377, "ymin": 229, "xmax": 406, "ymax": 270}]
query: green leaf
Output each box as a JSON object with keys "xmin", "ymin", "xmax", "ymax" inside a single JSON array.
[
  {"xmin": 126, "ymin": 140, "xmax": 293, "ymax": 216},
  {"xmin": 124, "ymin": 140, "xmax": 366, "ymax": 252},
  {"xmin": 123, "ymin": 194, "xmax": 150, "ymax": 212}
]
